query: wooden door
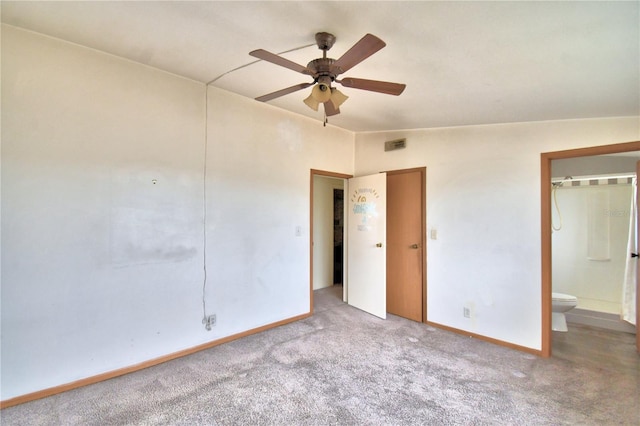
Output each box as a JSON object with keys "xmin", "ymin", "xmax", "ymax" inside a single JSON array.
[
  {"xmin": 387, "ymin": 168, "xmax": 425, "ymax": 322},
  {"xmin": 347, "ymin": 173, "xmax": 387, "ymax": 319}
]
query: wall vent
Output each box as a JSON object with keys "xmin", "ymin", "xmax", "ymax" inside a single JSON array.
[{"xmin": 384, "ymin": 138, "xmax": 406, "ymax": 152}]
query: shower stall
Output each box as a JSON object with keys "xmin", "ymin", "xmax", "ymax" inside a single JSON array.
[{"xmin": 551, "ymin": 174, "xmax": 637, "ymax": 333}]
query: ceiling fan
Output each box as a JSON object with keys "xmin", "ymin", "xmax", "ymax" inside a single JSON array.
[{"xmin": 249, "ymin": 32, "xmax": 406, "ymax": 117}]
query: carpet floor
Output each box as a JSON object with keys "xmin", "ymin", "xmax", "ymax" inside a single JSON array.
[{"xmin": 2, "ymin": 285, "xmax": 639, "ymax": 425}]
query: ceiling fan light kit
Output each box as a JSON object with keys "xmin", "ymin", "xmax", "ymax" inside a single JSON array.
[
  {"xmin": 329, "ymin": 88, "xmax": 349, "ymax": 109},
  {"xmin": 249, "ymin": 32, "xmax": 405, "ymax": 120},
  {"xmin": 311, "ymin": 78, "xmax": 332, "ymax": 102},
  {"xmin": 303, "ymin": 93, "xmax": 320, "ymax": 111}
]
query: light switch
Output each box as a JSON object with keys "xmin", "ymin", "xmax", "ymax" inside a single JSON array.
[
  {"xmin": 430, "ymin": 228, "xmax": 437, "ymax": 240},
  {"xmin": 295, "ymin": 226, "xmax": 302, "ymax": 237}
]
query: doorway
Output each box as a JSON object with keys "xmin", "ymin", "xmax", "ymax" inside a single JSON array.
[
  {"xmin": 311, "ymin": 168, "xmax": 426, "ymax": 321},
  {"xmin": 310, "ymin": 170, "xmax": 352, "ymax": 313},
  {"xmin": 333, "ymin": 188, "xmax": 344, "ymax": 285},
  {"xmin": 541, "ymin": 141, "xmax": 640, "ymax": 357}
]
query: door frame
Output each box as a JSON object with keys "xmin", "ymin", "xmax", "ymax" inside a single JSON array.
[
  {"xmin": 310, "ymin": 169, "xmax": 352, "ymax": 314},
  {"xmin": 541, "ymin": 141, "xmax": 640, "ymax": 357},
  {"xmin": 386, "ymin": 167, "xmax": 427, "ymax": 323}
]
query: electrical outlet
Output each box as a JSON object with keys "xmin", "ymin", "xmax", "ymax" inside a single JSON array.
[
  {"xmin": 463, "ymin": 307, "xmax": 471, "ymax": 318},
  {"xmin": 202, "ymin": 314, "xmax": 216, "ymax": 331}
]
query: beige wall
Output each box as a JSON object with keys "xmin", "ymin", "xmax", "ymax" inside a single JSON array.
[
  {"xmin": 1, "ymin": 25, "xmax": 354, "ymax": 400},
  {"xmin": 354, "ymin": 118, "xmax": 640, "ymax": 349}
]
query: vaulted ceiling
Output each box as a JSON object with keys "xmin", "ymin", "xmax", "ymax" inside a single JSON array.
[{"xmin": 2, "ymin": 1, "xmax": 639, "ymax": 132}]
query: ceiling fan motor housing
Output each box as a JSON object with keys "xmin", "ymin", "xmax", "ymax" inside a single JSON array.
[{"xmin": 307, "ymin": 59, "xmax": 338, "ymax": 87}]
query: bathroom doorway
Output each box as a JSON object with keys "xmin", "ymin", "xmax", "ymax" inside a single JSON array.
[{"xmin": 541, "ymin": 141, "xmax": 640, "ymax": 357}]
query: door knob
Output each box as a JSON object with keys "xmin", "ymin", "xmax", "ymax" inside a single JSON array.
[
  {"xmin": 376, "ymin": 243, "xmax": 383, "ymax": 248},
  {"xmin": 410, "ymin": 244, "xmax": 420, "ymax": 249}
]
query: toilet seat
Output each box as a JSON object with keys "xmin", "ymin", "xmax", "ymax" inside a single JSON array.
[
  {"xmin": 552, "ymin": 292, "xmax": 578, "ymax": 310},
  {"xmin": 552, "ymin": 292, "xmax": 577, "ymax": 303}
]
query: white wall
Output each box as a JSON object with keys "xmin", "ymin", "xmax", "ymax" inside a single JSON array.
[
  {"xmin": 354, "ymin": 117, "xmax": 640, "ymax": 350},
  {"xmin": 552, "ymin": 184, "xmax": 633, "ymax": 313},
  {"xmin": 205, "ymin": 89, "xmax": 353, "ymax": 333},
  {"xmin": 312, "ymin": 176, "xmax": 345, "ymax": 290},
  {"xmin": 1, "ymin": 25, "xmax": 354, "ymax": 400}
]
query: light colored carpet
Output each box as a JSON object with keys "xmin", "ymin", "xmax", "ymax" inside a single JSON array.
[{"xmin": 2, "ymin": 285, "xmax": 639, "ymax": 425}]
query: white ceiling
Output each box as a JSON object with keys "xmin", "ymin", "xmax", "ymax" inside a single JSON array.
[{"xmin": 2, "ymin": 1, "xmax": 639, "ymax": 132}]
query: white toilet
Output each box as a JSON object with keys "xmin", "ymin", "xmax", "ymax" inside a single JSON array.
[{"xmin": 552, "ymin": 292, "xmax": 578, "ymax": 332}]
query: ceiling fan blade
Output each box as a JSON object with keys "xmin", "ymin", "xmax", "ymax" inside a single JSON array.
[
  {"xmin": 256, "ymin": 82, "xmax": 313, "ymax": 102},
  {"xmin": 250, "ymin": 49, "xmax": 313, "ymax": 75},
  {"xmin": 339, "ymin": 78, "xmax": 406, "ymax": 96},
  {"xmin": 333, "ymin": 34, "xmax": 386, "ymax": 74},
  {"xmin": 324, "ymin": 101, "xmax": 340, "ymax": 117}
]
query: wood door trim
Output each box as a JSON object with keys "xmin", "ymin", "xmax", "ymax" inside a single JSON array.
[
  {"xmin": 310, "ymin": 170, "xmax": 352, "ymax": 314},
  {"xmin": 385, "ymin": 167, "xmax": 426, "ymax": 176},
  {"xmin": 540, "ymin": 140, "xmax": 640, "ymax": 357}
]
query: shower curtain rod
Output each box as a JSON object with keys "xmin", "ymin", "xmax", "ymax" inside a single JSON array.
[{"xmin": 552, "ymin": 173, "xmax": 636, "ymax": 184}]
